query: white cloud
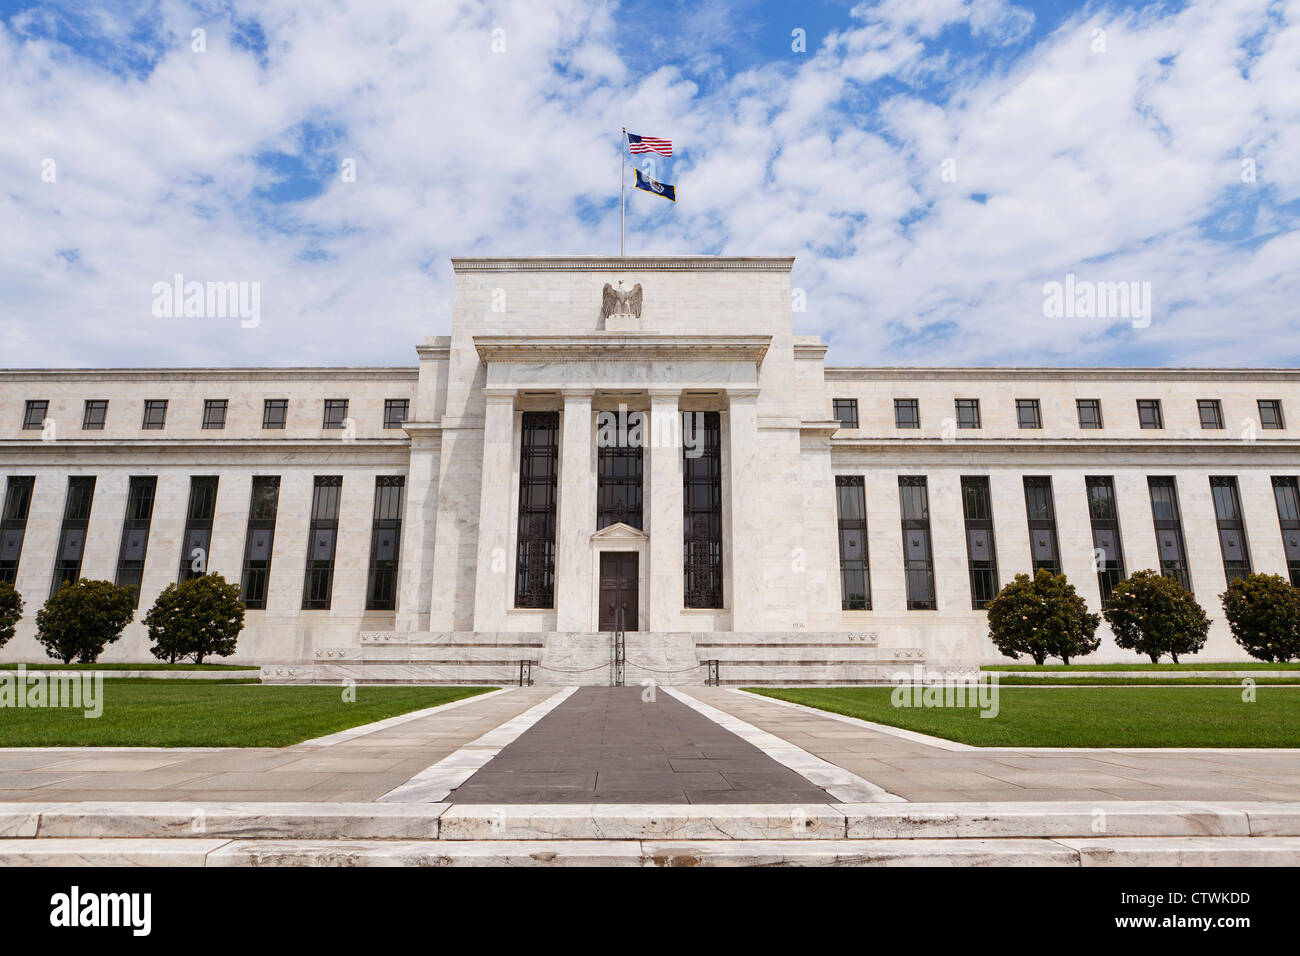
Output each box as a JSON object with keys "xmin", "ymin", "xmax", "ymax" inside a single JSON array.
[{"xmin": 0, "ymin": 0, "xmax": 1296, "ymax": 370}]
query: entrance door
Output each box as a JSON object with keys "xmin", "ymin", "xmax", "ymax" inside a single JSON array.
[{"xmin": 598, "ymin": 552, "xmax": 639, "ymax": 632}]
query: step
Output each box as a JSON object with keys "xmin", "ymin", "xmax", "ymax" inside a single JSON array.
[
  {"xmin": 5, "ymin": 836, "xmax": 1300, "ymax": 867},
  {"xmin": 6, "ymin": 801, "xmax": 1296, "ymax": 841}
]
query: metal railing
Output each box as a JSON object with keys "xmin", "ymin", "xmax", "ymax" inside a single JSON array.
[{"xmin": 611, "ymin": 606, "xmax": 626, "ymax": 687}]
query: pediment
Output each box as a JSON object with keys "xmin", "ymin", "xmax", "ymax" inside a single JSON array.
[{"xmin": 591, "ymin": 522, "xmax": 648, "ymax": 541}]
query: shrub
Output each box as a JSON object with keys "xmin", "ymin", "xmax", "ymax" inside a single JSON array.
[
  {"xmin": 986, "ymin": 568, "xmax": 1101, "ymax": 665},
  {"xmin": 35, "ymin": 579, "xmax": 136, "ymax": 664},
  {"xmin": 0, "ymin": 580, "xmax": 23, "ymax": 649},
  {"xmin": 1221, "ymin": 573, "xmax": 1300, "ymax": 663},
  {"xmin": 1103, "ymin": 569, "xmax": 1209, "ymax": 663},
  {"xmin": 143, "ymin": 573, "xmax": 245, "ymax": 664}
]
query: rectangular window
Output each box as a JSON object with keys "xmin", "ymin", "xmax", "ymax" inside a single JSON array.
[
  {"xmin": 303, "ymin": 476, "xmax": 343, "ymax": 609},
  {"xmin": 832, "ymin": 399, "xmax": 859, "ymax": 429},
  {"xmin": 82, "ymin": 400, "xmax": 108, "ymax": 430},
  {"xmin": 955, "ymin": 399, "xmax": 981, "ymax": 429},
  {"xmin": 835, "ymin": 476, "xmax": 870, "ymax": 610},
  {"xmin": 384, "ymin": 399, "xmax": 409, "ymax": 429},
  {"xmin": 203, "ymin": 400, "xmax": 227, "ymax": 430},
  {"xmin": 894, "ymin": 399, "xmax": 920, "ymax": 429},
  {"xmin": 240, "ymin": 476, "xmax": 280, "ymax": 610},
  {"xmin": 366, "ymin": 476, "xmax": 405, "ymax": 611},
  {"xmin": 114, "ymin": 476, "xmax": 156, "ymax": 607},
  {"xmin": 322, "ymin": 399, "xmax": 348, "ymax": 429},
  {"xmin": 683, "ymin": 411, "xmax": 723, "ymax": 608},
  {"xmin": 1023, "ymin": 476, "xmax": 1061, "ymax": 574},
  {"xmin": 1272, "ymin": 477, "xmax": 1300, "ymax": 587},
  {"xmin": 1085, "ymin": 476, "xmax": 1126, "ymax": 605},
  {"xmin": 1137, "ymin": 399, "xmax": 1163, "ymax": 429},
  {"xmin": 1210, "ymin": 476, "xmax": 1252, "ymax": 585},
  {"xmin": 0, "ymin": 477, "xmax": 35, "ymax": 586},
  {"xmin": 1259, "ymin": 399, "xmax": 1285, "ymax": 430},
  {"xmin": 178, "ymin": 476, "xmax": 218, "ymax": 582},
  {"xmin": 515, "ymin": 412, "xmax": 559, "ymax": 608},
  {"xmin": 899, "ymin": 477, "xmax": 936, "ymax": 609},
  {"xmin": 961, "ymin": 476, "xmax": 999, "ymax": 609},
  {"xmin": 141, "ymin": 400, "xmax": 168, "ymax": 430},
  {"xmin": 22, "ymin": 400, "xmax": 48, "ymax": 431},
  {"xmin": 262, "ymin": 399, "xmax": 288, "ymax": 430},
  {"xmin": 1198, "ymin": 399, "xmax": 1224, "ymax": 429},
  {"xmin": 51, "ymin": 476, "xmax": 95, "ymax": 598},
  {"xmin": 597, "ymin": 414, "xmax": 643, "ymax": 530},
  {"xmin": 1147, "ymin": 477, "xmax": 1191, "ymax": 592},
  {"xmin": 1076, "ymin": 399, "xmax": 1103, "ymax": 429},
  {"xmin": 1016, "ymin": 399, "xmax": 1042, "ymax": 429}
]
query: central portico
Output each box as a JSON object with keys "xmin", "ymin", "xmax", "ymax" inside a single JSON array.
[{"xmin": 268, "ymin": 255, "xmax": 923, "ymax": 686}]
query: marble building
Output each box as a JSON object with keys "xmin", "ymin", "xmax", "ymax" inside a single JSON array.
[{"xmin": 1, "ymin": 255, "xmax": 1299, "ymax": 684}]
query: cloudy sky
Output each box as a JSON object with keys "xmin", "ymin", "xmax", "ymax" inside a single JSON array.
[{"xmin": 1, "ymin": 0, "xmax": 1297, "ymax": 369}]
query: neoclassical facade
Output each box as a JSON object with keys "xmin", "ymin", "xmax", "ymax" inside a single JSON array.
[{"xmin": 2, "ymin": 256, "xmax": 1299, "ymax": 683}]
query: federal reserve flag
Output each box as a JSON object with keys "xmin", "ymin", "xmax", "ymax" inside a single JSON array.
[{"xmin": 633, "ymin": 167, "xmax": 676, "ymax": 203}]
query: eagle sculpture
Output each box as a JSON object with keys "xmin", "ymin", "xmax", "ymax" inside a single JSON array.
[{"xmin": 601, "ymin": 281, "xmax": 643, "ymax": 319}]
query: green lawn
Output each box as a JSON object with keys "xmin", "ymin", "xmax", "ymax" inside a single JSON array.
[
  {"xmin": 0, "ymin": 662, "xmax": 260, "ymax": 671},
  {"xmin": 981, "ymin": 661, "xmax": 1300, "ymax": 671},
  {"xmin": 996, "ymin": 676, "xmax": 1300, "ymax": 686},
  {"xmin": 0, "ymin": 683, "xmax": 494, "ymax": 747},
  {"xmin": 748, "ymin": 686, "xmax": 1300, "ymax": 747}
]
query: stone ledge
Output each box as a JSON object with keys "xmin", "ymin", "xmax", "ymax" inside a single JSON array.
[
  {"xmin": 5, "ymin": 800, "xmax": 1294, "ymax": 842},
  {"xmin": 5, "ymin": 836, "xmax": 1300, "ymax": 867}
]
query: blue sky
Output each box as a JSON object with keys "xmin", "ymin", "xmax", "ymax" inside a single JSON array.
[{"xmin": 1, "ymin": 0, "xmax": 1297, "ymax": 369}]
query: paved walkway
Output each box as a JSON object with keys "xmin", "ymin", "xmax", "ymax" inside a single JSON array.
[
  {"xmin": 689, "ymin": 688, "xmax": 1300, "ymax": 802},
  {"xmin": 1, "ymin": 685, "xmax": 1298, "ymax": 804},
  {"xmin": 0, "ymin": 688, "xmax": 554, "ymax": 802},
  {"xmin": 447, "ymin": 688, "xmax": 832, "ymax": 804}
]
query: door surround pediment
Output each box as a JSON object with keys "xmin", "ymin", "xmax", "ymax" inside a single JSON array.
[{"xmin": 591, "ymin": 522, "xmax": 648, "ymax": 542}]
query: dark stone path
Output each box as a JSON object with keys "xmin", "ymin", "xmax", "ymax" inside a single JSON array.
[{"xmin": 447, "ymin": 687, "xmax": 835, "ymax": 804}]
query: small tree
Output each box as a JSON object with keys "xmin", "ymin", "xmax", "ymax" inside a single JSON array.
[
  {"xmin": 1221, "ymin": 573, "xmax": 1300, "ymax": 663},
  {"xmin": 986, "ymin": 568, "xmax": 1101, "ymax": 665},
  {"xmin": 143, "ymin": 573, "xmax": 245, "ymax": 664},
  {"xmin": 35, "ymin": 579, "xmax": 136, "ymax": 664},
  {"xmin": 1103, "ymin": 569, "xmax": 1209, "ymax": 663},
  {"xmin": 0, "ymin": 581, "xmax": 23, "ymax": 650}
]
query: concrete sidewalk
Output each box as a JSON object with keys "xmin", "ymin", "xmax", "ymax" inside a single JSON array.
[
  {"xmin": 0, "ymin": 688, "xmax": 555, "ymax": 802},
  {"xmin": 686, "ymin": 688, "xmax": 1300, "ymax": 802}
]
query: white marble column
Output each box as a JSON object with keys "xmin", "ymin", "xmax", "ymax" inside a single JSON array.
[
  {"xmin": 555, "ymin": 391, "xmax": 594, "ymax": 631},
  {"xmin": 727, "ymin": 389, "xmax": 763, "ymax": 630},
  {"xmin": 396, "ymin": 424, "xmax": 440, "ymax": 632},
  {"xmin": 647, "ymin": 390, "xmax": 683, "ymax": 631},
  {"xmin": 472, "ymin": 390, "xmax": 516, "ymax": 631}
]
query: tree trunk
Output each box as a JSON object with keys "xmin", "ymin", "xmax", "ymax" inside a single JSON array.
[
  {"xmin": 1171, "ymin": 653, "xmax": 1180, "ymax": 664},
  {"xmin": 1148, "ymin": 652, "xmax": 1159, "ymax": 663},
  {"xmin": 1032, "ymin": 650, "xmax": 1046, "ymax": 665}
]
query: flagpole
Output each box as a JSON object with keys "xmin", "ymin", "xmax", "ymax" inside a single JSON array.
[{"xmin": 620, "ymin": 126, "xmax": 626, "ymax": 256}]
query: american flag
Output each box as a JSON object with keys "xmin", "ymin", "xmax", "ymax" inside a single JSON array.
[{"xmin": 627, "ymin": 132, "xmax": 672, "ymax": 156}]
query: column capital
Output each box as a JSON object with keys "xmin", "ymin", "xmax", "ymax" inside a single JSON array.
[
  {"xmin": 726, "ymin": 387, "xmax": 761, "ymax": 401},
  {"xmin": 560, "ymin": 388, "xmax": 596, "ymax": 402},
  {"xmin": 647, "ymin": 388, "xmax": 682, "ymax": 402},
  {"xmin": 482, "ymin": 387, "xmax": 517, "ymax": 403}
]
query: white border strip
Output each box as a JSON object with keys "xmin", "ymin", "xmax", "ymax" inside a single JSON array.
[
  {"xmin": 378, "ymin": 687, "xmax": 579, "ymax": 803},
  {"xmin": 664, "ymin": 687, "xmax": 905, "ymax": 803},
  {"xmin": 297, "ymin": 688, "xmax": 506, "ymax": 748},
  {"xmin": 736, "ymin": 689, "xmax": 977, "ymax": 752}
]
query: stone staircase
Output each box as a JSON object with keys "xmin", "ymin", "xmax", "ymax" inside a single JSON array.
[{"xmin": 259, "ymin": 630, "xmax": 925, "ymax": 686}]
